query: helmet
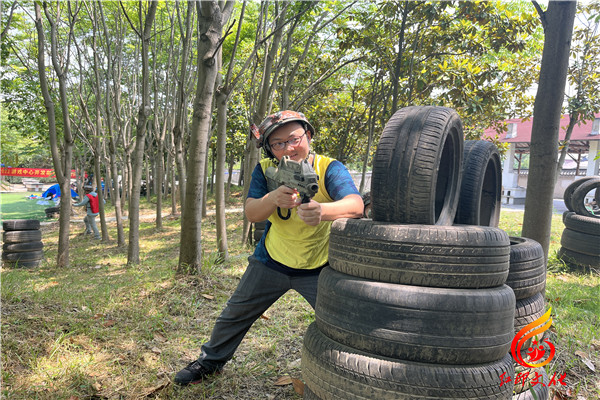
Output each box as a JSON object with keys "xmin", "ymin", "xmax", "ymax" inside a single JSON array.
[
  {"xmin": 83, "ymin": 185, "xmax": 93, "ymax": 191},
  {"xmin": 250, "ymin": 110, "xmax": 315, "ymax": 158}
]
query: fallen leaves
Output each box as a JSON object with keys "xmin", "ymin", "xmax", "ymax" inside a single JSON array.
[
  {"xmin": 273, "ymin": 375, "xmax": 304, "ymax": 396},
  {"xmin": 575, "ymin": 351, "xmax": 595, "ymax": 372}
]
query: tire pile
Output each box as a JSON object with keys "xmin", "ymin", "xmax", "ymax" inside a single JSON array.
[
  {"xmin": 302, "ymin": 106, "xmax": 547, "ymax": 399},
  {"xmin": 558, "ymin": 177, "xmax": 600, "ymax": 271},
  {"xmin": 2, "ymin": 219, "xmax": 44, "ymax": 268}
]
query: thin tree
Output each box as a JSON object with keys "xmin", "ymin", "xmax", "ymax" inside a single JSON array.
[
  {"xmin": 522, "ymin": 1, "xmax": 577, "ymax": 260},
  {"xmin": 34, "ymin": 1, "xmax": 79, "ymax": 267},
  {"xmin": 121, "ymin": 0, "xmax": 158, "ymax": 265}
]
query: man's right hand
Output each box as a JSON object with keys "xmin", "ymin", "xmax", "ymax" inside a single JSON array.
[{"xmin": 269, "ymin": 185, "xmax": 301, "ymax": 209}]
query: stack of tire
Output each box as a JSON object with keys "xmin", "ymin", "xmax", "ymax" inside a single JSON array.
[
  {"xmin": 302, "ymin": 106, "xmax": 518, "ymax": 399},
  {"xmin": 2, "ymin": 219, "xmax": 44, "ymax": 268},
  {"xmin": 558, "ymin": 177, "xmax": 600, "ymax": 271},
  {"xmin": 507, "ymin": 236, "xmax": 550, "ymax": 400}
]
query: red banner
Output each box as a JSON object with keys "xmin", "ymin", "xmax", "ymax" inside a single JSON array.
[{"xmin": 0, "ymin": 167, "xmax": 78, "ymax": 179}]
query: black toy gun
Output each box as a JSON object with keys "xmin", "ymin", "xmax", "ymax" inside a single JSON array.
[{"xmin": 265, "ymin": 156, "xmax": 319, "ymax": 220}]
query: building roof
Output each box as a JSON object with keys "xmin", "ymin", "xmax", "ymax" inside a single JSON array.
[{"xmin": 483, "ymin": 113, "xmax": 600, "ymax": 153}]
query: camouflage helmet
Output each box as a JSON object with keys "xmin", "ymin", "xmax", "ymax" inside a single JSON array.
[{"xmin": 250, "ymin": 110, "xmax": 315, "ymax": 157}]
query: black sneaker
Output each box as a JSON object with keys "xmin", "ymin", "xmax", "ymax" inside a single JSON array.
[{"xmin": 174, "ymin": 360, "xmax": 220, "ymax": 386}]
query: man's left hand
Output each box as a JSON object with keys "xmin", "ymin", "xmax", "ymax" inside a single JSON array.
[{"xmin": 297, "ymin": 200, "xmax": 322, "ymax": 226}]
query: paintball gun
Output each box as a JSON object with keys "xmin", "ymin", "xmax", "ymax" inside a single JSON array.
[{"xmin": 265, "ymin": 156, "xmax": 319, "ymax": 220}]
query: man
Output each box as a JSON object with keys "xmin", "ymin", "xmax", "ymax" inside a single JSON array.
[
  {"xmin": 174, "ymin": 110, "xmax": 364, "ymax": 385},
  {"xmin": 73, "ymin": 185, "xmax": 101, "ymax": 240}
]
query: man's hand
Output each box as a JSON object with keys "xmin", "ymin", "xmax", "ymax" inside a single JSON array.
[
  {"xmin": 270, "ymin": 185, "xmax": 301, "ymax": 209},
  {"xmin": 297, "ymin": 200, "xmax": 322, "ymax": 226}
]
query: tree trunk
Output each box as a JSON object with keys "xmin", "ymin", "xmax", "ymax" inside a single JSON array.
[
  {"xmin": 522, "ymin": 1, "xmax": 577, "ymax": 261},
  {"xmin": 178, "ymin": 1, "xmax": 232, "ymax": 273},
  {"xmin": 127, "ymin": 1, "xmax": 158, "ymax": 265},
  {"xmin": 35, "ymin": 2, "xmax": 75, "ymax": 268}
]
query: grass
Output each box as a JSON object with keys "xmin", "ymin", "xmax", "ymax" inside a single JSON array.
[
  {"xmin": 1, "ymin": 197, "xmax": 599, "ymax": 399},
  {"xmin": 0, "ymin": 192, "xmax": 56, "ymax": 223}
]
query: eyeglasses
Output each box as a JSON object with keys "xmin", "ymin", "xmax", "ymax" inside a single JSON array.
[{"xmin": 269, "ymin": 132, "xmax": 307, "ymax": 151}]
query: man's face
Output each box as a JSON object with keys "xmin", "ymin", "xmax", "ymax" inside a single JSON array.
[{"xmin": 267, "ymin": 122, "xmax": 311, "ymax": 162}]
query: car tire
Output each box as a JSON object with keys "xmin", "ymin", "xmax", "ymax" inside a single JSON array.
[
  {"xmin": 2, "ymin": 250, "xmax": 44, "ymax": 262},
  {"xmin": 2, "ymin": 259, "xmax": 42, "ymax": 268},
  {"xmin": 2, "ymin": 241, "xmax": 44, "ymax": 253},
  {"xmin": 302, "ymin": 323, "xmax": 515, "ymax": 400},
  {"xmin": 512, "ymin": 368, "xmax": 550, "ymax": 400},
  {"xmin": 506, "ymin": 237, "xmax": 546, "ymax": 300},
  {"xmin": 329, "ymin": 218, "xmax": 510, "ymax": 288},
  {"xmin": 315, "ymin": 268, "xmax": 516, "ymax": 365},
  {"xmin": 454, "ymin": 140, "xmax": 502, "ymax": 227},
  {"xmin": 560, "ymin": 228, "xmax": 600, "ymax": 256},
  {"xmin": 557, "ymin": 247, "xmax": 600, "ymax": 270},
  {"xmin": 371, "ymin": 106, "xmax": 463, "ymax": 225},
  {"xmin": 563, "ymin": 177, "xmax": 595, "ymax": 212},
  {"xmin": 2, "ymin": 219, "xmax": 40, "ymax": 231},
  {"xmin": 562, "ymin": 211, "xmax": 600, "ymax": 236},
  {"xmin": 2, "ymin": 230, "xmax": 42, "ymax": 244},
  {"xmin": 571, "ymin": 178, "xmax": 600, "ymax": 218},
  {"xmin": 514, "ymin": 292, "xmax": 545, "ymax": 334}
]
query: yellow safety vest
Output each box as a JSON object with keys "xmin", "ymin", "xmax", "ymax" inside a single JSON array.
[{"xmin": 260, "ymin": 154, "xmax": 335, "ymax": 270}]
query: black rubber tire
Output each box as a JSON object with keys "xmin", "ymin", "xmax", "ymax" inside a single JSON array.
[
  {"xmin": 506, "ymin": 237, "xmax": 546, "ymax": 300},
  {"xmin": 454, "ymin": 140, "xmax": 502, "ymax": 227},
  {"xmin": 2, "ymin": 219, "xmax": 40, "ymax": 231},
  {"xmin": 572, "ymin": 178, "xmax": 600, "ymax": 218},
  {"xmin": 2, "ymin": 250, "xmax": 44, "ymax": 262},
  {"xmin": 563, "ymin": 177, "xmax": 595, "ymax": 212},
  {"xmin": 512, "ymin": 368, "xmax": 550, "ymax": 400},
  {"xmin": 371, "ymin": 106, "xmax": 463, "ymax": 225},
  {"xmin": 2, "ymin": 259, "xmax": 42, "ymax": 268},
  {"xmin": 45, "ymin": 206, "xmax": 60, "ymax": 213},
  {"xmin": 562, "ymin": 211, "xmax": 600, "ymax": 236},
  {"xmin": 253, "ymin": 220, "xmax": 267, "ymax": 244},
  {"xmin": 2, "ymin": 241, "xmax": 44, "ymax": 253},
  {"xmin": 2, "ymin": 230, "xmax": 42, "ymax": 244},
  {"xmin": 561, "ymin": 228, "xmax": 600, "ymax": 256},
  {"xmin": 315, "ymin": 268, "xmax": 516, "ymax": 365},
  {"xmin": 558, "ymin": 247, "xmax": 600, "ymax": 270},
  {"xmin": 329, "ymin": 218, "xmax": 510, "ymax": 288},
  {"xmin": 361, "ymin": 192, "xmax": 372, "ymax": 218},
  {"xmin": 514, "ymin": 292, "xmax": 545, "ymax": 334},
  {"xmin": 302, "ymin": 323, "xmax": 515, "ymax": 400}
]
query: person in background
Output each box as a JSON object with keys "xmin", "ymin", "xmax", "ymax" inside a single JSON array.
[
  {"xmin": 73, "ymin": 185, "xmax": 101, "ymax": 240},
  {"xmin": 174, "ymin": 110, "xmax": 364, "ymax": 386}
]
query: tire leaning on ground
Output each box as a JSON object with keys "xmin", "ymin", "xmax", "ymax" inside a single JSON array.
[
  {"xmin": 2, "ymin": 230, "xmax": 42, "ymax": 244},
  {"xmin": 315, "ymin": 268, "xmax": 516, "ymax": 365},
  {"xmin": 302, "ymin": 323, "xmax": 515, "ymax": 400},
  {"xmin": 371, "ymin": 106, "xmax": 463, "ymax": 225},
  {"xmin": 506, "ymin": 237, "xmax": 546, "ymax": 300},
  {"xmin": 454, "ymin": 140, "xmax": 502, "ymax": 227},
  {"xmin": 328, "ymin": 218, "xmax": 510, "ymax": 288},
  {"xmin": 562, "ymin": 211, "xmax": 600, "ymax": 236},
  {"xmin": 563, "ymin": 177, "xmax": 595, "ymax": 212},
  {"xmin": 2, "ymin": 219, "xmax": 40, "ymax": 231},
  {"xmin": 571, "ymin": 178, "xmax": 600, "ymax": 218}
]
